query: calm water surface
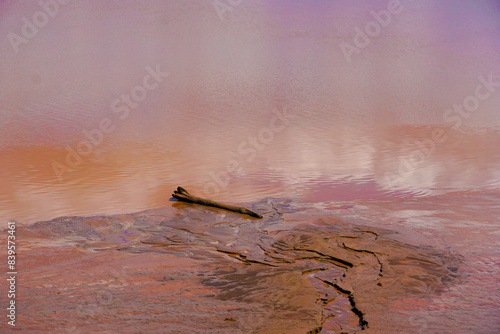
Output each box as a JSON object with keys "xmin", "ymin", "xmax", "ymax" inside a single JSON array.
[
  {"xmin": 1, "ymin": 1, "xmax": 500, "ymax": 332},
  {"xmin": 1, "ymin": 0, "xmax": 500, "ymax": 225}
]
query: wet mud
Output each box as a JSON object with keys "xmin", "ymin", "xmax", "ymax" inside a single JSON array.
[{"xmin": 11, "ymin": 197, "xmax": 465, "ymax": 333}]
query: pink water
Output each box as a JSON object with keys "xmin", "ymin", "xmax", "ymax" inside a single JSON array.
[{"xmin": 1, "ymin": 1, "xmax": 500, "ymax": 333}]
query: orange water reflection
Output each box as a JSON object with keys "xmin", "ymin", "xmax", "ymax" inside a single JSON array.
[
  {"xmin": 1, "ymin": 0, "xmax": 500, "ymax": 225},
  {"xmin": 1, "ymin": 125, "xmax": 500, "ymax": 225}
]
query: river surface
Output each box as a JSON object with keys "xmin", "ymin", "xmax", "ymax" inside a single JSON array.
[{"xmin": 1, "ymin": 1, "xmax": 499, "ymax": 333}]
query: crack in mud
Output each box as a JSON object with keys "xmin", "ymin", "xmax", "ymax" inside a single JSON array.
[
  {"xmin": 341, "ymin": 242, "xmax": 386, "ymax": 281},
  {"xmin": 21, "ymin": 197, "xmax": 464, "ymax": 333},
  {"xmin": 306, "ymin": 327, "xmax": 322, "ymax": 334},
  {"xmin": 216, "ymin": 249, "xmax": 278, "ymax": 267},
  {"xmin": 293, "ymin": 248, "xmax": 354, "ymax": 269},
  {"xmin": 322, "ymin": 280, "xmax": 369, "ymax": 330}
]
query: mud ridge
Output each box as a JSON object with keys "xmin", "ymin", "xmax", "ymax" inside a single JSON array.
[
  {"xmin": 293, "ymin": 248, "xmax": 354, "ymax": 269},
  {"xmin": 18, "ymin": 197, "xmax": 464, "ymax": 333}
]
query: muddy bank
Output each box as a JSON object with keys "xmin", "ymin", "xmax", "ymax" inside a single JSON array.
[{"xmin": 7, "ymin": 196, "xmax": 470, "ymax": 333}]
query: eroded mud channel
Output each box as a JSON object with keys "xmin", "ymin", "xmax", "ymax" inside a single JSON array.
[{"xmin": 16, "ymin": 198, "xmax": 463, "ymax": 333}]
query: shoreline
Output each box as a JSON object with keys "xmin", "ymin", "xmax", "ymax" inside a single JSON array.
[{"xmin": 9, "ymin": 194, "xmax": 484, "ymax": 333}]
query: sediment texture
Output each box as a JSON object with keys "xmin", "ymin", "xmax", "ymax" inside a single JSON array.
[{"xmin": 15, "ymin": 198, "xmax": 462, "ymax": 333}]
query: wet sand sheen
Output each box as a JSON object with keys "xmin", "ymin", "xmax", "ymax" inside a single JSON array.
[
  {"xmin": 12, "ymin": 195, "xmax": 473, "ymax": 333},
  {"xmin": 1, "ymin": 1, "xmax": 499, "ymax": 332}
]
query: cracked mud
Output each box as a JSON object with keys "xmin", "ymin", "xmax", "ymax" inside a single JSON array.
[{"xmin": 15, "ymin": 198, "xmax": 463, "ymax": 333}]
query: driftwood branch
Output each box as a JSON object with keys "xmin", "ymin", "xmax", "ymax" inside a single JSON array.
[{"xmin": 172, "ymin": 186, "xmax": 262, "ymax": 219}]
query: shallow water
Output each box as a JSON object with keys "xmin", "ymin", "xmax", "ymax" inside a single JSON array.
[
  {"xmin": 3, "ymin": 123, "xmax": 500, "ymax": 225},
  {"xmin": 1, "ymin": 1, "xmax": 500, "ymax": 333},
  {"xmin": 1, "ymin": 0, "xmax": 500, "ymax": 224}
]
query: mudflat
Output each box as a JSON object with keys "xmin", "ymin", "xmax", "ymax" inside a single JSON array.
[{"xmin": 12, "ymin": 196, "xmax": 469, "ymax": 333}]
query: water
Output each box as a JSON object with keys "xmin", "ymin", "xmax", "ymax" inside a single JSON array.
[
  {"xmin": 1, "ymin": 1, "xmax": 500, "ymax": 332},
  {"xmin": 1, "ymin": 1, "xmax": 500, "ymax": 224}
]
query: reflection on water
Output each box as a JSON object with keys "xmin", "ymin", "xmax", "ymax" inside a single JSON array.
[
  {"xmin": 1, "ymin": 123, "xmax": 500, "ymax": 225},
  {"xmin": 2, "ymin": 1, "xmax": 500, "ymax": 333},
  {"xmin": 1, "ymin": 1, "xmax": 500, "ymax": 224}
]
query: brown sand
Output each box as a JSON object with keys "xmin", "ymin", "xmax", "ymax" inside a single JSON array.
[{"xmin": 9, "ymin": 197, "xmax": 464, "ymax": 333}]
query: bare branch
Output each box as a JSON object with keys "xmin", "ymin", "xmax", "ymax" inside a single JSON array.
[{"xmin": 172, "ymin": 187, "xmax": 262, "ymax": 219}]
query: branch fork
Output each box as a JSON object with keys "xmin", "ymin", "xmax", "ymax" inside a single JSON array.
[{"xmin": 172, "ymin": 186, "xmax": 263, "ymax": 219}]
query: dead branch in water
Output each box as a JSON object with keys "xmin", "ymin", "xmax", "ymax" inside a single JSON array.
[{"xmin": 172, "ymin": 186, "xmax": 263, "ymax": 219}]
